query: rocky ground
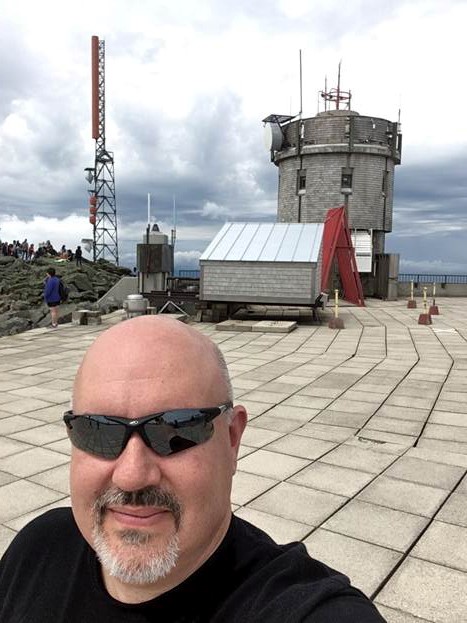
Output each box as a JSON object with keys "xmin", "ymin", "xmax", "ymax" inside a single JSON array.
[{"xmin": 0, "ymin": 256, "xmax": 130, "ymax": 336}]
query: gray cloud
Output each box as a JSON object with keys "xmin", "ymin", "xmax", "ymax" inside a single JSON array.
[
  {"xmin": 0, "ymin": 25, "xmax": 45, "ymax": 119},
  {"xmin": 387, "ymin": 149, "xmax": 467, "ymax": 271},
  {"xmin": 113, "ymin": 90, "xmax": 277, "ymax": 230},
  {"xmin": 0, "ymin": 1, "xmax": 465, "ymax": 276},
  {"xmin": 392, "ymin": 151, "xmax": 467, "ymax": 230}
]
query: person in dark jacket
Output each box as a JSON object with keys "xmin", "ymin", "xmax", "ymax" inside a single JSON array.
[
  {"xmin": 43, "ymin": 267, "xmax": 60, "ymax": 328},
  {"xmin": 0, "ymin": 317, "xmax": 386, "ymax": 622},
  {"xmin": 75, "ymin": 245, "xmax": 83, "ymax": 268}
]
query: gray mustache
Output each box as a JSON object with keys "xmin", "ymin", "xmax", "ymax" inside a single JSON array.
[{"xmin": 94, "ymin": 486, "xmax": 182, "ymax": 528}]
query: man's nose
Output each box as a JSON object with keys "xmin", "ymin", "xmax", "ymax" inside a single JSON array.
[{"xmin": 111, "ymin": 432, "xmax": 163, "ymax": 492}]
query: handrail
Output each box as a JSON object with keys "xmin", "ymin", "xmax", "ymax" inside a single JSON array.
[{"xmin": 399, "ymin": 274, "xmax": 467, "ymax": 284}]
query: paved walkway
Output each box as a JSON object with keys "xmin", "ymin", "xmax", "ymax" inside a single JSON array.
[{"xmin": 1, "ymin": 300, "xmax": 467, "ymax": 622}]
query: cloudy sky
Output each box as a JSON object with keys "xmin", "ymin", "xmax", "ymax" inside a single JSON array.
[{"xmin": 0, "ymin": 0, "xmax": 466, "ymax": 272}]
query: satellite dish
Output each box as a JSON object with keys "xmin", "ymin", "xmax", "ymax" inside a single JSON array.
[{"xmin": 263, "ymin": 122, "xmax": 283, "ymax": 151}]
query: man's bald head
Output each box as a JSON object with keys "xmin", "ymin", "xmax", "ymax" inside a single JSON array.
[{"xmin": 73, "ymin": 316, "xmax": 232, "ymax": 415}]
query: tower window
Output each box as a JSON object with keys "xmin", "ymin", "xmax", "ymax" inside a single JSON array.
[
  {"xmin": 297, "ymin": 170, "xmax": 306, "ymax": 194},
  {"xmin": 341, "ymin": 168, "xmax": 353, "ymax": 191}
]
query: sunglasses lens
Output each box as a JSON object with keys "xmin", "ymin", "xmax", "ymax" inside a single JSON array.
[
  {"xmin": 145, "ymin": 413, "xmax": 215, "ymax": 456},
  {"xmin": 67, "ymin": 416, "xmax": 126, "ymax": 459},
  {"xmin": 65, "ymin": 407, "xmax": 223, "ymax": 458}
]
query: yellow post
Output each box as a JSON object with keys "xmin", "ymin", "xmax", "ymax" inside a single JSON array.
[
  {"xmin": 418, "ymin": 286, "xmax": 432, "ymax": 325},
  {"xmin": 407, "ymin": 280, "xmax": 417, "ymax": 308},
  {"xmin": 329, "ymin": 289, "xmax": 344, "ymax": 329},
  {"xmin": 429, "ymin": 281, "xmax": 439, "ymax": 315}
]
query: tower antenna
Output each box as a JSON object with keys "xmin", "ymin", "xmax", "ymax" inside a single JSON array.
[
  {"xmin": 86, "ymin": 35, "xmax": 119, "ymax": 264},
  {"xmin": 299, "ymin": 49, "xmax": 303, "ymax": 120},
  {"xmin": 336, "ymin": 60, "xmax": 341, "ymax": 110},
  {"xmin": 171, "ymin": 195, "xmax": 177, "ymax": 249},
  {"xmin": 319, "ymin": 61, "xmax": 351, "ymax": 111}
]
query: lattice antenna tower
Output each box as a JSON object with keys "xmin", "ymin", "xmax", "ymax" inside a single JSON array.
[{"xmin": 86, "ymin": 35, "xmax": 119, "ymax": 264}]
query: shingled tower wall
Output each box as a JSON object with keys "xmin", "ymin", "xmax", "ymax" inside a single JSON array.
[{"xmin": 271, "ymin": 109, "xmax": 402, "ymax": 256}]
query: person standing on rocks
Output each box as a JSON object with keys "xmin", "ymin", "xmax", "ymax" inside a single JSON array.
[
  {"xmin": 75, "ymin": 246, "xmax": 82, "ymax": 267},
  {"xmin": 44, "ymin": 267, "xmax": 61, "ymax": 328}
]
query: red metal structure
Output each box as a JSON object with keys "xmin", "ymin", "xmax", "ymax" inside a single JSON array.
[
  {"xmin": 321, "ymin": 206, "xmax": 365, "ymax": 307},
  {"xmin": 85, "ymin": 35, "xmax": 119, "ymax": 264}
]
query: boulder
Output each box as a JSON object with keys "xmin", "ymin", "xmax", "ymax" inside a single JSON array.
[
  {"xmin": 10, "ymin": 301, "xmax": 30, "ymax": 311},
  {"xmin": 68, "ymin": 272, "xmax": 93, "ymax": 292},
  {"xmin": 0, "ymin": 256, "xmax": 130, "ymax": 337},
  {"xmin": 0, "ymin": 256, "xmax": 15, "ymax": 265},
  {"xmin": 0, "ymin": 314, "xmax": 30, "ymax": 335}
]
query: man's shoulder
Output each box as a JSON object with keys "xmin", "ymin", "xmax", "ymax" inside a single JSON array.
[
  {"xmin": 232, "ymin": 515, "xmax": 342, "ymax": 580},
  {"xmin": 224, "ymin": 516, "xmax": 385, "ymax": 622},
  {"xmin": 19, "ymin": 506, "xmax": 74, "ymax": 531},
  {"xmin": 2, "ymin": 507, "xmax": 77, "ymax": 560},
  {"xmin": 0, "ymin": 508, "xmax": 92, "ymax": 622}
]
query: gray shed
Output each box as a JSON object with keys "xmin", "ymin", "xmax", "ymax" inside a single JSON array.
[{"xmin": 199, "ymin": 222, "xmax": 324, "ymax": 305}]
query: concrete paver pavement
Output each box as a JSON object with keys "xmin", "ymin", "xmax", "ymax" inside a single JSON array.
[{"xmin": 1, "ymin": 299, "xmax": 467, "ymax": 622}]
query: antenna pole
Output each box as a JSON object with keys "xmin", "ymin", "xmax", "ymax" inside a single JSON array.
[
  {"xmin": 319, "ymin": 66, "xmax": 351, "ymax": 112},
  {"xmin": 324, "ymin": 75, "xmax": 328, "ymax": 111},
  {"xmin": 299, "ymin": 49, "xmax": 303, "ymax": 119},
  {"xmin": 171, "ymin": 195, "xmax": 177, "ymax": 248},
  {"xmin": 147, "ymin": 193, "xmax": 151, "ymax": 225},
  {"xmin": 337, "ymin": 60, "xmax": 341, "ymax": 110}
]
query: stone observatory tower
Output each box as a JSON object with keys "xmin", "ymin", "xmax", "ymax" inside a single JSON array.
[{"xmin": 263, "ymin": 72, "xmax": 402, "ymax": 294}]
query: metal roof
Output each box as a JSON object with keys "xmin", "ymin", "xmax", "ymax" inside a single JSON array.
[{"xmin": 200, "ymin": 222, "xmax": 324, "ymax": 263}]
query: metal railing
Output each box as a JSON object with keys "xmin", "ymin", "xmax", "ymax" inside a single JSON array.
[
  {"xmin": 399, "ymin": 274, "xmax": 467, "ymax": 284},
  {"xmin": 177, "ymin": 270, "xmax": 200, "ymax": 278}
]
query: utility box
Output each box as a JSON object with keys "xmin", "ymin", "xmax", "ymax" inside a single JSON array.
[
  {"xmin": 199, "ymin": 222, "xmax": 324, "ymax": 305},
  {"xmin": 374, "ymin": 253, "xmax": 400, "ymax": 300},
  {"xmin": 136, "ymin": 226, "xmax": 174, "ymax": 293},
  {"xmin": 137, "ymin": 245, "xmax": 173, "ymax": 274}
]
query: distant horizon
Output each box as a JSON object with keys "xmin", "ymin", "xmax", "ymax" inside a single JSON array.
[{"xmin": 2, "ymin": 233, "xmax": 467, "ymax": 277}]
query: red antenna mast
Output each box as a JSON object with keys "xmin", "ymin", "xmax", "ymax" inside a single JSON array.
[{"xmin": 84, "ymin": 35, "xmax": 119, "ymax": 264}]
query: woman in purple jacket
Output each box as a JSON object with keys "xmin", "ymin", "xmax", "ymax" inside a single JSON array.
[{"xmin": 44, "ymin": 267, "xmax": 61, "ymax": 328}]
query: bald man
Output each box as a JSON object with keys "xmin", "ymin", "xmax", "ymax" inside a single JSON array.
[{"xmin": 0, "ymin": 316, "xmax": 386, "ymax": 622}]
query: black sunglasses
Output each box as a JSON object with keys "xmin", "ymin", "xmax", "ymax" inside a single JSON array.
[{"xmin": 63, "ymin": 402, "xmax": 233, "ymax": 459}]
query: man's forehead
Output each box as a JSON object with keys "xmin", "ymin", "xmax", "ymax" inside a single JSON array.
[
  {"xmin": 76, "ymin": 354, "xmax": 204, "ymax": 391},
  {"xmin": 74, "ymin": 318, "xmax": 221, "ymax": 398}
]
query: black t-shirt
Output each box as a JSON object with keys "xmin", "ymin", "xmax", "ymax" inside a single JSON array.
[{"xmin": 0, "ymin": 508, "xmax": 386, "ymax": 622}]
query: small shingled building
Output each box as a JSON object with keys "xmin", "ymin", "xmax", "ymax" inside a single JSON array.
[
  {"xmin": 199, "ymin": 222, "xmax": 324, "ymax": 306},
  {"xmin": 199, "ymin": 207, "xmax": 365, "ymax": 309}
]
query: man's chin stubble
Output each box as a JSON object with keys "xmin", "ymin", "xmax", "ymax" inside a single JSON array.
[
  {"xmin": 92, "ymin": 524, "xmax": 181, "ymax": 584},
  {"xmin": 90, "ymin": 486, "xmax": 183, "ymax": 584}
]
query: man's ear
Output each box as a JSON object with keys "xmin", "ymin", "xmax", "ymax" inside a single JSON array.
[{"xmin": 229, "ymin": 406, "xmax": 248, "ymax": 473}]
